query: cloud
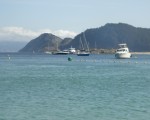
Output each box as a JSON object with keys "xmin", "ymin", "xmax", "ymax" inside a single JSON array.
[
  {"xmin": 53, "ymin": 30, "xmax": 77, "ymax": 39},
  {"xmin": 0, "ymin": 27, "xmax": 78, "ymax": 42}
]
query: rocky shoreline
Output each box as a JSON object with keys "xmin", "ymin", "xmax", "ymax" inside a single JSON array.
[
  {"xmin": 90, "ymin": 48, "xmax": 116, "ymax": 54},
  {"xmin": 131, "ymin": 52, "xmax": 150, "ymax": 55}
]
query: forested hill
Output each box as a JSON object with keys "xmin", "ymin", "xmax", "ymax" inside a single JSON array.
[
  {"xmin": 63, "ymin": 23, "xmax": 150, "ymax": 52},
  {"xmin": 19, "ymin": 33, "xmax": 72, "ymax": 52},
  {"xmin": 19, "ymin": 23, "xmax": 150, "ymax": 52}
]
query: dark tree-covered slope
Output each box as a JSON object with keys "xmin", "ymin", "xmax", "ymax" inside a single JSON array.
[{"xmin": 19, "ymin": 23, "xmax": 150, "ymax": 52}]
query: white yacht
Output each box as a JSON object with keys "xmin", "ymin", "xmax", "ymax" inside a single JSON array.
[
  {"xmin": 52, "ymin": 51, "xmax": 69, "ymax": 55},
  {"xmin": 115, "ymin": 43, "xmax": 131, "ymax": 59},
  {"xmin": 68, "ymin": 47, "xmax": 76, "ymax": 54}
]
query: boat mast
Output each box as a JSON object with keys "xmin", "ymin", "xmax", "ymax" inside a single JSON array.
[
  {"xmin": 83, "ymin": 32, "xmax": 89, "ymax": 51},
  {"xmin": 48, "ymin": 41, "xmax": 50, "ymax": 51},
  {"xmin": 95, "ymin": 41, "xmax": 97, "ymax": 50},
  {"xmin": 56, "ymin": 40, "xmax": 59, "ymax": 51},
  {"xmin": 80, "ymin": 37, "xmax": 84, "ymax": 50}
]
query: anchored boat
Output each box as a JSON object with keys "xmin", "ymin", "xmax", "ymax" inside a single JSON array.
[
  {"xmin": 115, "ymin": 43, "xmax": 131, "ymax": 59},
  {"xmin": 77, "ymin": 32, "xmax": 90, "ymax": 56}
]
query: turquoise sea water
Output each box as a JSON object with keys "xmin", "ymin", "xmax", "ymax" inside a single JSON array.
[{"xmin": 0, "ymin": 53, "xmax": 150, "ymax": 120}]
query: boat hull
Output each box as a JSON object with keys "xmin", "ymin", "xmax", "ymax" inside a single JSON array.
[
  {"xmin": 52, "ymin": 51, "xmax": 69, "ymax": 55},
  {"xmin": 77, "ymin": 53, "xmax": 89, "ymax": 56},
  {"xmin": 115, "ymin": 53, "xmax": 131, "ymax": 59}
]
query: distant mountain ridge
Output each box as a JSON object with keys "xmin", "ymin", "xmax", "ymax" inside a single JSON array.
[
  {"xmin": 19, "ymin": 23, "xmax": 150, "ymax": 52},
  {"xmin": 0, "ymin": 41, "xmax": 26, "ymax": 52}
]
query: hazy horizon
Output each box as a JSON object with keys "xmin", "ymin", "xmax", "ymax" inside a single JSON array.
[{"xmin": 1, "ymin": 0, "xmax": 150, "ymax": 52}]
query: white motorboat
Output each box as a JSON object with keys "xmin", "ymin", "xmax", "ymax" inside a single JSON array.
[
  {"xmin": 115, "ymin": 43, "xmax": 131, "ymax": 59},
  {"xmin": 52, "ymin": 51, "xmax": 69, "ymax": 55},
  {"xmin": 68, "ymin": 47, "xmax": 76, "ymax": 54},
  {"xmin": 63, "ymin": 47, "xmax": 76, "ymax": 54}
]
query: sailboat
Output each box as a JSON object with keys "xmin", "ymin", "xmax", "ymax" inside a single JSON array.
[{"xmin": 77, "ymin": 32, "xmax": 90, "ymax": 56}]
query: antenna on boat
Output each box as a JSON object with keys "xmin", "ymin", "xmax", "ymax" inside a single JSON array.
[
  {"xmin": 80, "ymin": 37, "xmax": 84, "ymax": 50},
  {"xmin": 95, "ymin": 41, "xmax": 97, "ymax": 50},
  {"xmin": 83, "ymin": 32, "xmax": 89, "ymax": 51}
]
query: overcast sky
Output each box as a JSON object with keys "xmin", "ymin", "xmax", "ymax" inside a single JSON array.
[{"xmin": 0, "ymin": 0, "xmax": 150, "ymax": 42}]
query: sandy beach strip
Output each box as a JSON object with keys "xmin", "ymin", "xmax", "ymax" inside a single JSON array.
[{"xmin": 131, "ymin": 52, "xmax": 150, "ymax": 55}]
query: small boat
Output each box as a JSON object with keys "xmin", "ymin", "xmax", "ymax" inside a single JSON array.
[
  {"xmin": 53, "ymin": 51, "xmax": 69, "ymax": 55},
  {"xmin": 77, "ymin": 50, "xmax": 89, "ymax": 56},
  {"xmin": 52, "ymin": 41, "xmax": 70, "ymax": 55},
  {"xmin": 44, "ymin": 51, "xmax": 52, "ymax": 54},
  {"xmin": 63, "ymin": 47, "xmax": 76, "ymax": 54},
  {"xmin": 77, "ymin": 32, "xmax": 90, "ymax": 56},
  {"xmin": 68, "ymin": 47, "xmax": 76, "ymax": 54},
  {"xmin": 115, "ymin": 43, "xmax": 131, "ymax": 59}
]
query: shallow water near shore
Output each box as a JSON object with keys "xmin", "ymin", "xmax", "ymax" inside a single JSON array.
[{"xmin": 0, "ymin": 53, "xmax": 150, "ymax": 120}]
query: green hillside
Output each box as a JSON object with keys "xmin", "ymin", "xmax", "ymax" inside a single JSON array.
[{"xmin": 19, "ymin": 23, "xmax": 150, "ymax": 52}]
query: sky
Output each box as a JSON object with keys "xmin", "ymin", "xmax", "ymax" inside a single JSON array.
[{"xmin": 0, "ymin": 0, "xmax": 150, "ymax": 42}]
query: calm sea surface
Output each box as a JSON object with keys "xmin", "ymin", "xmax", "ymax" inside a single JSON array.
[{"xmin": 0, "ymin": 53, "xmax": 150, "ymax": 120}]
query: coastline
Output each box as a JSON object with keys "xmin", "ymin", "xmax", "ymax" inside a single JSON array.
[{"xmin": 131, "ymin": 52, "xmax": 150, "ymax": 55}]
